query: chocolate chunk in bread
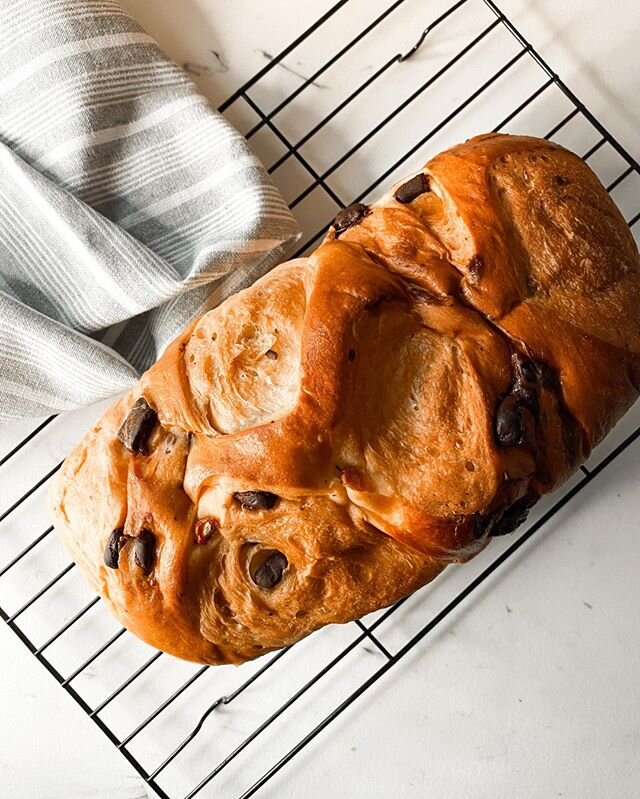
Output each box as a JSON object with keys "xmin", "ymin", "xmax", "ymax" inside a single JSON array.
[
  {"xmin": 467, "ymin": 254, "xmax": 484, "ymax": 281},
  {"xmin": 252, "ymin": 551, "xmax": 288, "ymax": 588},
  {"xmin": 134, "ymin": 529, "xmax": 156, "ymax": 573},
  {"xmin": 333, "ymin": 203, "xmax": 370, "ymax": 236},
  {"xmin": 517, "ymin": 358, "xmax": 539, "ymax": 384},
  {"xmin": 474, "ymin": 493, "xmax": 538, "ymax": 539},
  {"xmin": 495, "ymin": 354, "xmax": 550, "ymax": 446},
  {"xmin": 117, "ymin": 398, "xmax": 157, "ymax": 455},
  {"xmin": 233, "ymin": 491, "xmax": 279, "ymax": 510},
  {"xmin": 104, "ymin": 527, "xmax": 126, "ymax": 569},
  {"xmin": 394, "ymin": 173, "xmax": 430, "ymax": 204},
  {"xmin": 495, "ymin": 394, "xmax": 525, "ymax": 446},
  {"xmin": 492, "ymin": 494, "xmax": 538, "ymax": 536}
]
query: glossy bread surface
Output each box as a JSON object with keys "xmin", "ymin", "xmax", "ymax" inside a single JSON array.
[{"xmin": 50, "ymin": 134, "xmax": 640, "ymax": 664}]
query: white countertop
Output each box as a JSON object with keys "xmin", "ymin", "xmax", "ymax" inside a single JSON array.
[{"xmin": 1, "ymin": 1, "xmax": 640, "ymax": 798}]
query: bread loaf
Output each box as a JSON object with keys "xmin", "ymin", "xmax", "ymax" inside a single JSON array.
[{"xmin": 49, "ymin": 134, "xmax": 640, "ymax": 665}]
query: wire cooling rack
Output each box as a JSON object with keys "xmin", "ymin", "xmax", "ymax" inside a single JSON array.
[{"xmin": 2, "ymin": 1, "xmax": 640, "ymax": 797}]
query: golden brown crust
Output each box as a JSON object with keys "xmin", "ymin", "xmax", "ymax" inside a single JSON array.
[{"xmin": 49, "ymin": 134, "xmax": 640, "ymax": 665}]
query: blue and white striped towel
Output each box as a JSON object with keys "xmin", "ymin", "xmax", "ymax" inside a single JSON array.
[{"xmin": 0, "ymin": 0, "xmax": 300, "ymax": 422}]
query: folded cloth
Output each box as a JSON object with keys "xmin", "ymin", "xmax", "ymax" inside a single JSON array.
[{"xmin": 0, "ymin": 0, "xmax": 300, "ymax": 423}]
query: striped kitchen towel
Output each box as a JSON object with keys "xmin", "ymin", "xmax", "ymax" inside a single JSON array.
[{"xmin": 0, "ymin": 0, "xmax": 300, "ymax": 423}]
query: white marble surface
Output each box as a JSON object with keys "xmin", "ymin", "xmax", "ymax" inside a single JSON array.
[{"xmin": 1, "ymin": 1, "xmax": 640, "ymax": 798}]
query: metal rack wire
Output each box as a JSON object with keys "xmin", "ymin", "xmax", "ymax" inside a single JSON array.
[{"xmin": 1, "ymin": 1, "xmax": 640, "ymax": 797}]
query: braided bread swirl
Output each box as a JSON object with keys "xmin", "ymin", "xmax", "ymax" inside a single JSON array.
[{"xmin": 50, "ymin": 134, "xmax": 640, "ymax": 665}]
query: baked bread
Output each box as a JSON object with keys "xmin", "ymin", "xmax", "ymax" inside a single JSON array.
[{"xmin": 49, "ymin": 134, "xmax": 640, "ymax": 665}]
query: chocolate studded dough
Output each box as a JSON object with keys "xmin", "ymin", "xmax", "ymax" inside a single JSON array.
[{"xmin": 49, "ymin": 134, "xmax": 640, "ymax": 665}]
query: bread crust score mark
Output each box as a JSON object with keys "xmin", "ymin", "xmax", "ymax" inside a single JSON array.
[{"xmin": 49, "ymin": 134, "xmax": 640, "ymax": 665}]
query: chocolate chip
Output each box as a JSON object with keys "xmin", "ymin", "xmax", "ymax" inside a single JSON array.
[
  {"xmin": 117, "ymin": 398, "xmax": 157, "ymax": 455},
  {"xmin": 467, "ymin": 254, "xmax": 483, "ymax": 280},
  {"xmin": 517, "ymin": 358, "xmax": 538, "ymax": 384},
  {"xmin": 537, "ymin": 361, "xmax": 559, "ymax": 391},
  {"xmin": 252, "ymin": 551, "xmax": 288, "ymax": 589},
  {"xmin": 474, "ymin": 493, "xmax": 538, "ymax": 539},
  {"xmin": 496, "ymin": 354, "xmax": 555, "ymax": 447},
  {"xmin": 233, "ymin": 490, "xmax": 279, "ymax": 510},
  {"xmin": 492, "ymin": 494, "xmax": 538, "ymax": 537},
  {"xmin": 104, "ymin": 527, "xmax": 126, "ymax": 569},
  {"xmin": 394, "ymin": 173, "xmax": 430, "ymax": 204},
  {"xmin": 134, "ymin": 529, "xmax": 156, "ymax": 573},
  {"xmin": 513, "ymin": 355, "xmax": 577, "ymax": 463},
  {"xmin": 265, "ymin": 349, "xmax": 278, "ymax": 360},
  {"xmin": 348, "ymin": 349, "xmax": 356, "ymax": 361},
  {"xmin": 554, "ymin": 175, "xmax": 569, "ymax": 186},
  {"xmin": 473, "ymin": 513, "xmax": 492, "ymax": 539},
  {"xmin": 195, "ymin": 517, "xmax": 219, "ymax": 545},
  {"xmin": 515, "ymin": 356, "xmax": 558, "ymax": 391},
  {"xmin": 495, "ymin": 394, "xmax": 525, "ymax": 447},
  {"xmin": 516, "ymin": 387, "xmax": 539, "ymax": 419},
  {"xmin": 511, "ymin": 357, "xmax": 538, "ymax": 408},
  {"xmin": 332, "ymin": 203, "xmax": 370, "ymax": 236}
]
